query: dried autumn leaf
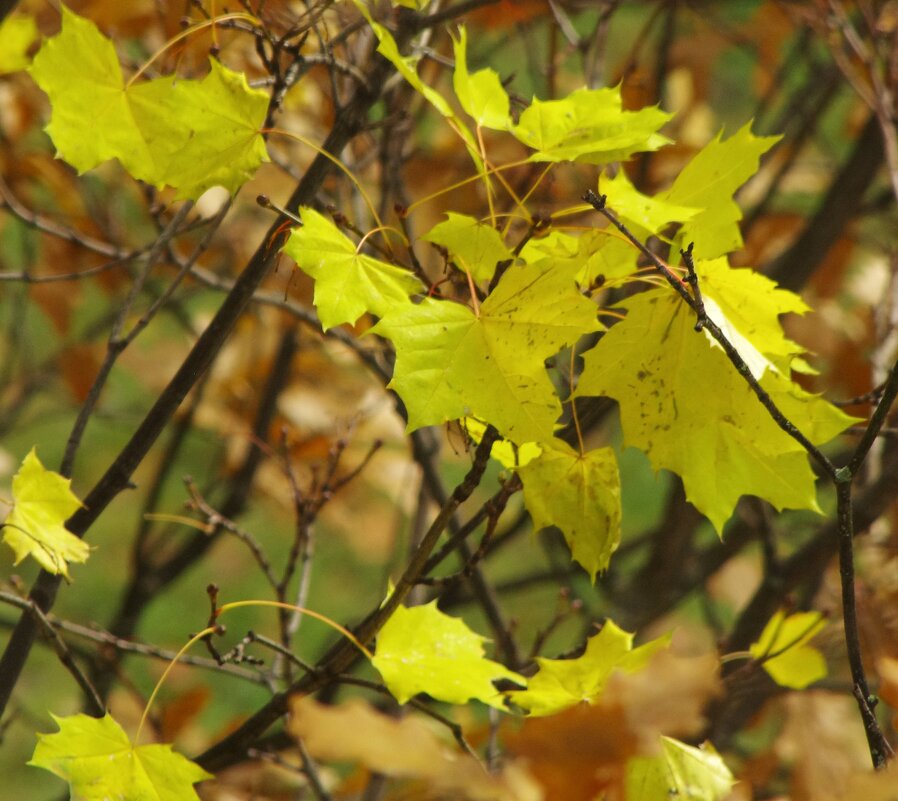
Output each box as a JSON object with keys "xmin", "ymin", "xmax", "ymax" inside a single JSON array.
[
  {"xmin": 506, "ymin": 648, "xmax": 722, "ymax": 801},
  {"xmin": 289, "ymin": 697, "xmax": 541, "ymax": 801},
  {"xmin": 2, "ymin": 448, "xmax": 88, "ymax": 578},
  {"xmin": 30, "ymin": 712, "xmax": 212, "ymax": 800}
]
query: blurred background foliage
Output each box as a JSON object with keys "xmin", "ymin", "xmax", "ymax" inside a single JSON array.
[{"xmin": 1, "ymin": 0, "xmax": 898, "ymax": 799}]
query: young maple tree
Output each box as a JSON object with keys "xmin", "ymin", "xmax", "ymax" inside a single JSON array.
[{"xmin": 0, "ymin": 1, "xmax": 897, "ymax": 800}]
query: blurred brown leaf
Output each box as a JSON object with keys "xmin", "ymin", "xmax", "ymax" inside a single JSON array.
[{"xmin": 289, "ymin": 696, "xmax": 542, "ymax": 801}]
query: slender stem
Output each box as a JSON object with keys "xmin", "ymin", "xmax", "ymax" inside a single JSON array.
[
  {"xmin": 848, "ymin": 352, "xmax": 898, "ymax": 474},
  {"xmin": 582, "ymin": 190, "xmax": 837, "ymax": 479},
  {"xmin": 835, "ymin": 482, "xmax": 892, "ymax": 768}
]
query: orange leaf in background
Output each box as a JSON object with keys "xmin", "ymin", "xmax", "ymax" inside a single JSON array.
[
  {"xmin": 505, "ymin": 650, "xmax": 720, "ymax": 801},
  {"xmin": 468, "ymin": 0, "xmax": 549, "ymax": 28},
  {"xmin": 504, "ymin": 704, "xmax": 635, "ymax": 801},
  {"xmin": 289, "ymin": 696, "xmax": 541, "ymax": 801},
  {"xmin": 57, "ymin": 343, "xmax": 102, "ymax": 403},
  {"xmin": 774, "ymin": 692, "xmax": 872, "ymax": 801},
  {"xmin": 160, "ymin": 686, "xmax": 211, "ymax": 743}
]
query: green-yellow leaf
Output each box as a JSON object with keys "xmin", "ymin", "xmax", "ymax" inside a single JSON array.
[
  {"xmin": 0, "ymin": 14, "xmax": 38, "ymax": 74},
  {"xmin": 511, "ymin": 86, "xmax": 671, "ymax": 164},
  {"xmin": 508, "ymin": 621, "xmax": 669, "ymax": 716},
  {"xmin": 462, "ymin": 417, "xmax": 541, "ymax": 469},
  {"xmin": 3, "ymin": 448, "xmax": 87, "ymax": 578},
  {"xmin": 29, "ymin": 7, "xmax": 269, "ymax": 200},
  {"xmin": 627, "ymin": 737, "xmax": 734, "ymax": 801},
  {"xmin": 452, "ymin": 26, "xmax": 510, "ymax": 130},
  {"xmin": 697, "ymin": 257, "xmax": 808, "ymax": 375},
  {"xmin": 520, "ymin": 228, "xmax": 637, "ymax": 287},
  {"xmin": 30, "ymin": 712, "xmax": 212, "ymax": 800},
  {"xmin": 353, "ymin": 3, "xmax": 481, "ymax": 168},
  {"xmin": 518, "ymin": 441, "xmax": 621, "ymax": 579},
  {"xmin": 374, "ymin": 260, "xmax": 600, "ymax": 443},
  {"xmin": 422, "ymin": 212, "xmax": 514, "ymax": 282},
  {"xmin": 283, "ymin": 208, "xmax": 423, "ymax": 329},
  {"xmin": 601, "ymin": 168, "xmax": 700, "ymax": 236},
  {"xmin": 749, "ymin": 610, "xmax": 827, "ymax": 689},
  {"xmin": 372, "ymin": 600, "xmax": 525, "ymax": 708},
  {"xmin": 575, "ymin": 285, "xmax": 855, "ymax": 532},
  {"xmin": 661, "ymin": 123, "xmax": 779, "ymax": 259}
]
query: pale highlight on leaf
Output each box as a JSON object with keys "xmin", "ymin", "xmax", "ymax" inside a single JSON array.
[
  {"xmin": 289, "ymin": 697, "xmax": 541, "ymax": 801},
  {"xmin": 507, "ymin": 621, "xmax": 669, "ymax": 716},
  {"xmin": 372, "ymin": 599, "xmax": 525, "ymax": 708},
  {"xmin": 3, "ymin": 448, "xmax": 87, "ymax": 578},
  {"xmin": 575, "ymin": 288, "xmax": 855, "ymax": 532},
  {"xmin": 518, "ymin": 442, "xmax": 621, "ymax": 579},
  {"xmin": 283, "ymin": 208, "xmax": 422, "ymax": 329},
  {"xmin": 750, "ymin": 610, "xmax": 828, "ymax": 689},
  {"xmin": 29, "ymin": 7, "xmax": 269, "ymax": 200},
  {"xmin": 374, "ymin": 260, "xmax": 600, "ymax": 443},
  {"xmin": 697, "ymin": 257, "xmax": 809, "ymax": 375},
  {"xmin": 29, "ymin": 712, "xmax": 212, "ymax": 800}
]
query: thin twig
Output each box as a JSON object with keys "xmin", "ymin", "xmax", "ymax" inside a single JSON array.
[{"xmin": 582, "ymin": 190, "xmax": 838, "ymax": 480}]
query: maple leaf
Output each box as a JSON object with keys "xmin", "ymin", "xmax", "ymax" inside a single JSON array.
[
  {"xmin": 660, "ymin": 122, "xmax": 780, "ymax": 258},
  {"xmin": 372, "ymin": 599, "xmax": 525, "ymax": 708},
  {"xmin": 518, "ymin": 441, "xmax": 621, "ymax": 579},
  {"xmin": 374, "ymin": 260, "xmax": 600, "ymax": 443},
  {"xmin": 0, "ymin": 13, "xmax": 38, "ymax": 74},
  {"xmin": 750, "ymin": 610, "xmax": 827, "ymax": 689},
  {"xmin": 283, "ymin": 208, "xmax": 423, "ymax": 329},
  {"xmin": 353, "ymin": 3, "xmax": 481, "ymax": 167},
  {"xmin": 423, "ymin": 212, "xmax": 514, "ymax": 283},
  {"xmin": 520, "ymin": 228, "xmax": 637, "ymax": 287},
  {"xmin": 575, "ymin": 274, "xmax": 855, "ymax": 532},
  {"xmin": 462, "ymin": 417, "xmax": 541, "ymax": 468},
  {"xmin": 289, "ymin": 697, "xmax": 540, "ymax": 801},
  {"xmin": 507, "ymin": 621, "xmax": 669, "ymax": 716},
  {"xmin": 600, "ymin": 168, "xmax": 700, "ymax": 236},
  {"xmin": 511, "ymin": 86, "xmax": 671, "ymax": 164},
  {"xmin": 451, "ymin": 26, "xmax": 510, "ymax": 130},
  {"xmin": 29, "ymin": 712, "xmax": 212, "ymax": 800},
  {"xmin": 627, "ymin": 737, "xmax": 734, "ymax": 801},
  {"xmin": 29, "ymin": 7, "xmax": 269, "ymax": 200},
  {"xmin": 696, "ymin": 257, "xmax": 809, "ymax": 376},
  {"xmin": 2, "ymin": 448, "xmax": 87, "ymax": 578}
]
